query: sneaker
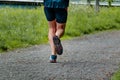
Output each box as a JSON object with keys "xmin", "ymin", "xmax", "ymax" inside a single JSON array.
[
  {"xmin": 49, "ymin": 55, "xmax": 57, "ymax": 63},
  {"xmin": 53, "ymin": 36, "xmax": 63, "ymax": 55}
]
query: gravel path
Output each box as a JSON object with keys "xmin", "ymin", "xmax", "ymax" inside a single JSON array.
[{"xmin": 0, "ymin": 30, "xmax": 120, "ymax": 80}]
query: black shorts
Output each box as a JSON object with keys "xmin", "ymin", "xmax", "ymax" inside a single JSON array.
[{"xmin": 44, "ymin": 7, "xmax": 68, "ymax": 23}]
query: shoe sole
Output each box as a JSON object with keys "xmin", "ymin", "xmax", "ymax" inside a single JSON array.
[
  {"xmin": 50, "ymin": 60, "xmax": 57, "ymax": 63},
  {"xmin": 53, "ymin": 36, "xmax": 63, "ymax": 55},
  {"xmin": 49, "ymin": 55, "xmax": 57, "ymax": 63}
]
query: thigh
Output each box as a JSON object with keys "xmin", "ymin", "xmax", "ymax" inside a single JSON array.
[
  {"xmin": 55, "ymin": 8, "xmax": 68, "ymax": 23},
  {"xmin": 44, "ymin": 7, "xmax": 55, "ymax": 21}
]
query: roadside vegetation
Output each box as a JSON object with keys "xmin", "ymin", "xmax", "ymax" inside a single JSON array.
[
  {"xmin": 66, "ymin": 5, "xmax": 120, "ymax": 36},
  {"xmin": 0, "ymin": 5, "xmax": 120, "ymax": 52},
  {"xmin": 111, "ymin": 70, "xmax": 120, "ymax": 80}
]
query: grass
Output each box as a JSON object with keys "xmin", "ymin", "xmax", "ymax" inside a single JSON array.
[
  {"xmin": 111, "ymin": 70, "xmax": 120, "ymax": 80},
  {"xmin": 0, "ymin": 6, "xmax": 48, "ymax": 52},
  {"xmin": 0, "ymin": 5, "xmax": 120, "ymax": 52},
  {"xmin": 66, "ymin": 5, "xmax": 120, "ymax": 37}
]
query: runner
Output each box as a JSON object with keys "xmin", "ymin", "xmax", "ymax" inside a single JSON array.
[{"xmin": 44, "ymin": 0, "xmax": 69, "ymax": 63}]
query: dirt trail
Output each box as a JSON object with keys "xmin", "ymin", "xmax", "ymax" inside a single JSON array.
[{"xmin": 0, "ymin": 30, "xmax": 120, "ymax": 80}]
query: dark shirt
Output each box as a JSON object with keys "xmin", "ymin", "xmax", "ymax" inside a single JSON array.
[{"xmin": 44, "ymin": 0, "xmax": 69, "ymax": 8}]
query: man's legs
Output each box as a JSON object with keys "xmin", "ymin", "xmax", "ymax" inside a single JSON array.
[
  {"xmin": 48, "ymin": 20, "xmax": 66, "ymax": 62},
  {"xmin": 48, "ymin": 21, "xmax": 66, "ymax": 55}
]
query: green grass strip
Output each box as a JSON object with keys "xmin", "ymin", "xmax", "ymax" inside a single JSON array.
[
  {"xmin": 111, "ymin": 70, "xmax": 120, "ymax": 80},
  {"xmin": 0, "ymin": 5, "xmax": 120, "ymax": 52}
]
